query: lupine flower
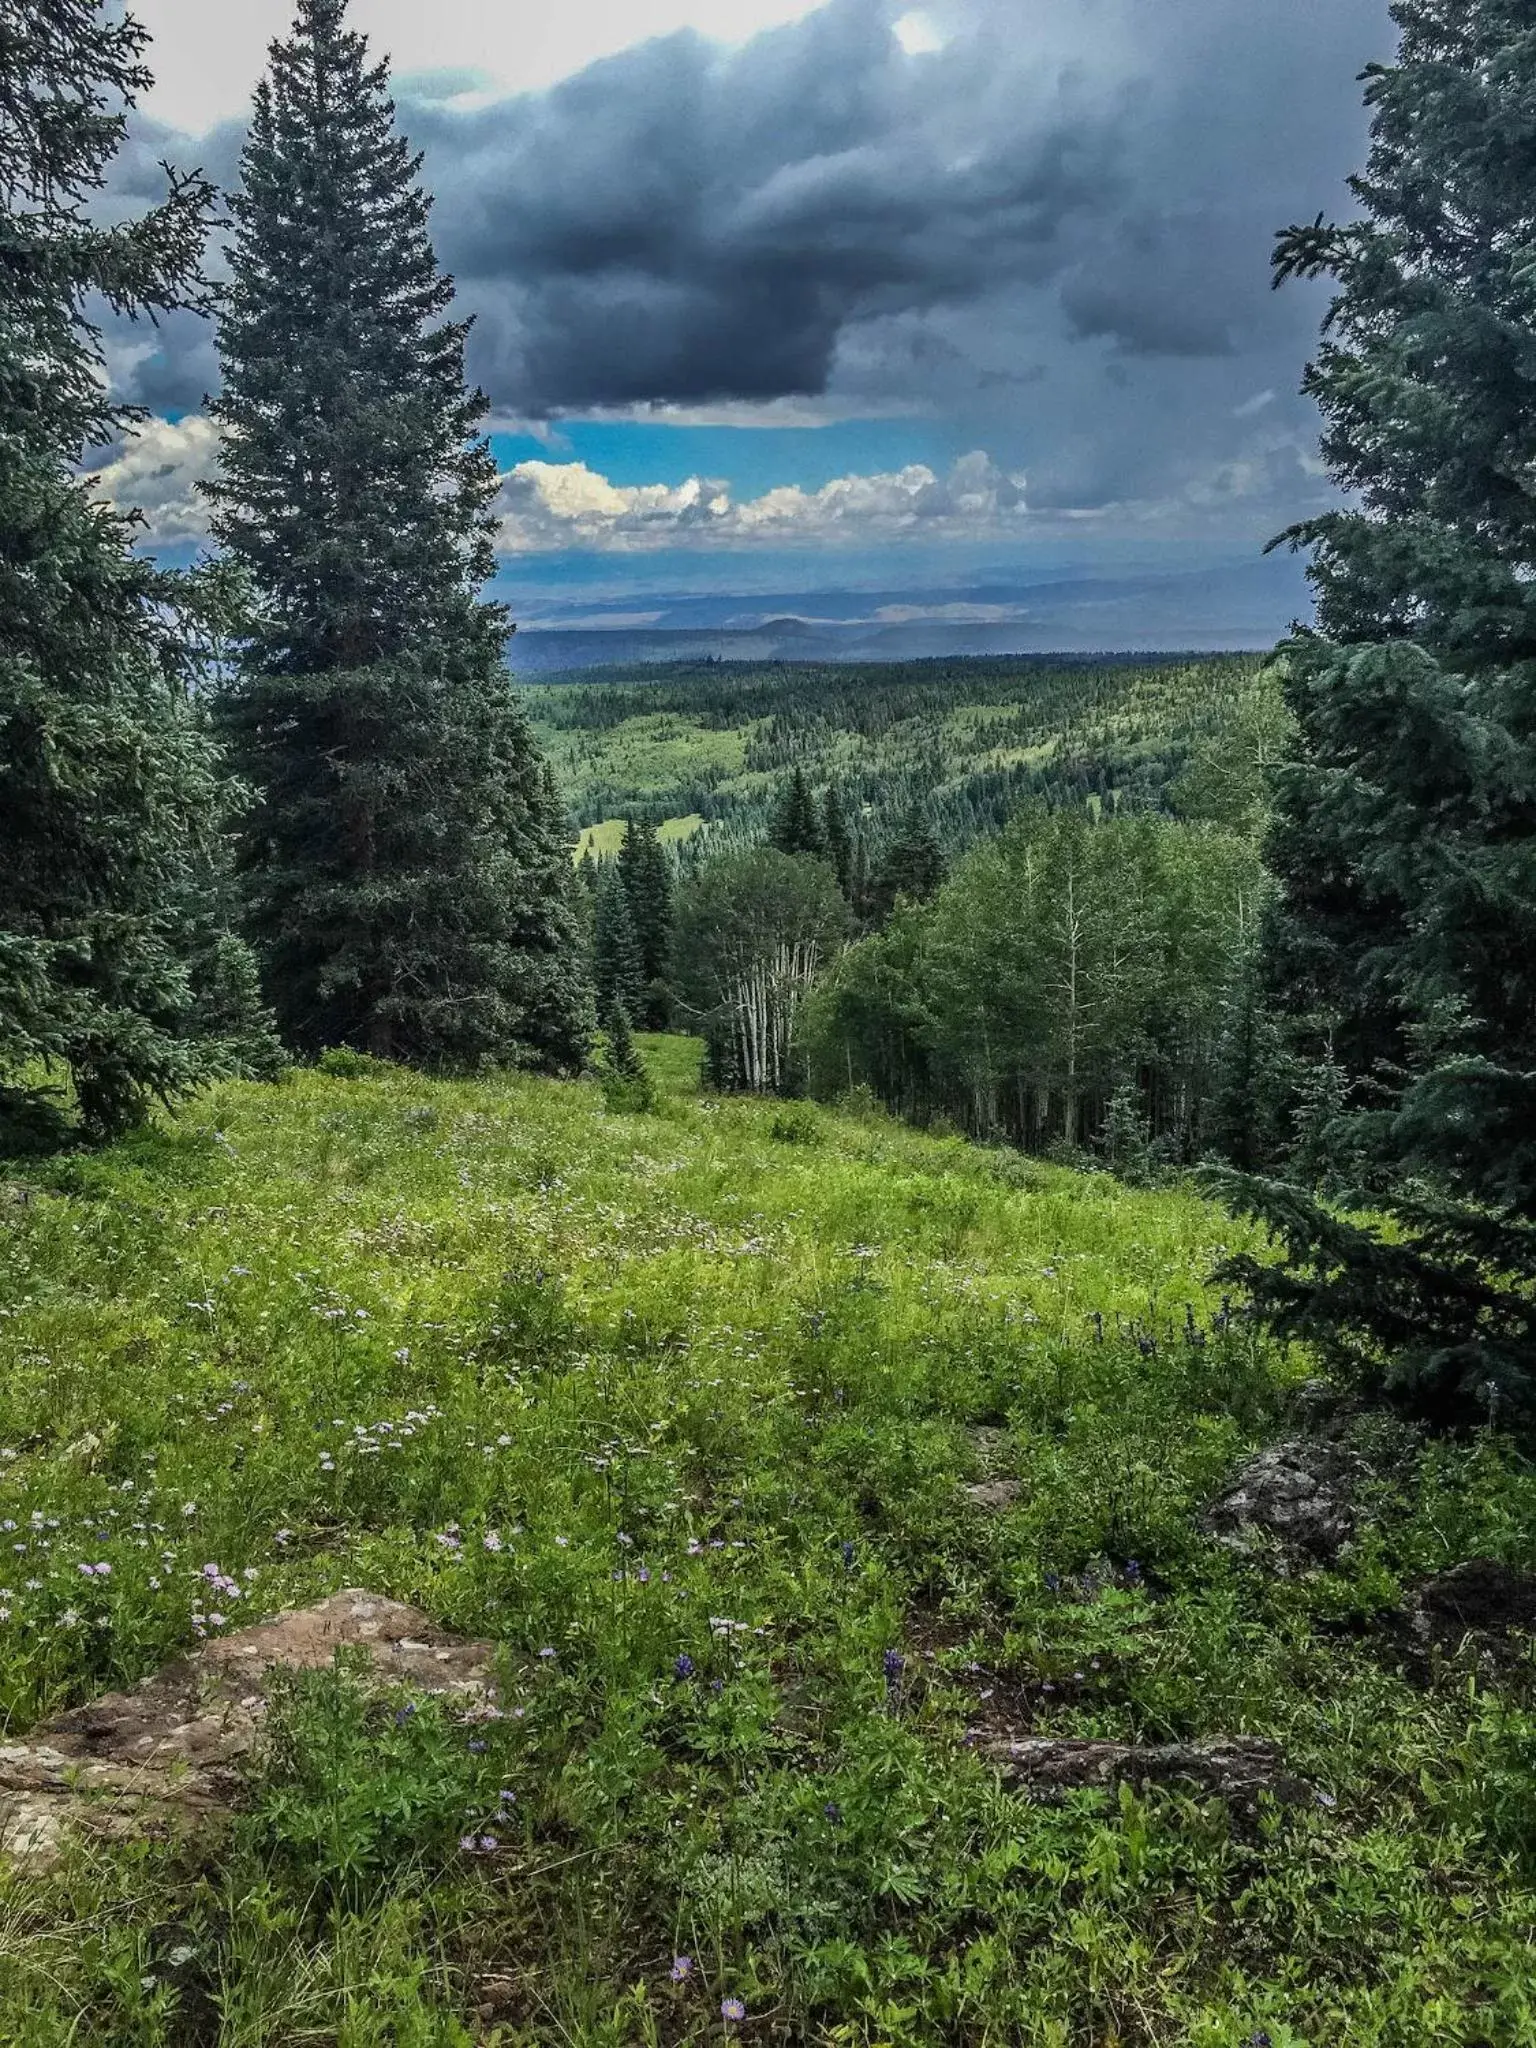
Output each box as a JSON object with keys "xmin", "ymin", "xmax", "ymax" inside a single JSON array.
[
  {"xmin": 674, "ymin": 1653, "xmax": 695, "ymax": 1679},
  {"xmin": 721, "ymin": 1997, "xmax": 746, "ymax": 2023},
  {"xmin": 840, "ymin": 1540, "xmax": 856, "ymax": 1569},
  {"xmin": 883, "ymin": 1649, "xmax": 905, "ymax": 1683},
  {"xmin": 669, "ymin": 1955, "xmax": 693, "ymax": 1982}
]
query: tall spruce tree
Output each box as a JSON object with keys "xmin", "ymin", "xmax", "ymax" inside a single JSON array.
[
  {"xmin": 1218, "ymin": 0, "xmax": 1536, "ymax": 1425},
  {"xmin": 768, "ymin": 767, "xmax": 826, "ymax": 859},
  {"xmin": 207, "ymin": 0, "xmax": 588, "ymax": 1071},
  {"xmin": 592, "ymin": 862, "xmax": 643, "ymax": 1025},
  {"xmin": 822, "ymin": 784, "xmax": 854, "ymax": 895},
  {"xmin": 0, "ymin": 0, "xmax": 273, "ymax": 1140},
  {"xmin": 617, "ymin": 816, "xmax": 674, "ymax": 1026}
]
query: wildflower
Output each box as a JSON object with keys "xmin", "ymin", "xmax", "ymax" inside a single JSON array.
[
  {"xmin": 483, "ymin": 1531, "xmax": 504, "ymax": 1553},
  {"xmin": 721, "ymin": 1997, "xmax": 746, "ymax": 2023},
  {"xmin": 1123, "ymin": 1559, "xmax": 1142, "ymax": 1584},
  {"xmin": 1043, "ymin": 1572, "xmax": 1061, "ymax": 1592},
  {"xmin": 467, "ymin": 1739, "xmax": 487, "ymax": 1753},
  {"xmin": 58, "ymin": 1608, "xmax": 79, "ymax": 1627},
  {"xmin": 883, "ymin": 1649, "xmax": 905, "ymax": 1683},
  {"xmin": 1248, "ymin": 2035, "xmax": 1272, "ymax": 2048},
  {"xmin": 674, "ymin": 1653, "xmax": 695, "ymax": 1679},
  {"xmin": 497, "ymin": 1788, "xmax": 516, "ymax": 1807},
  {"xmin": 394, "ymin": 1703, "xmax": 417, "ymax": 1725},
  {"xmin": 669, "ymin": 1955, "xmax": 693, "ymax": 1983},
  {"xmin": 554, "ymin": 1535, "xmax": 569, "ymax": 1549},
  {"xmin": 823, "ymin": 1800, "xmax": 842, "ymax": 1823},
  {"xmin": 840, "ymin": 1540, "xmax": 856, "ymax": 1569},
  {"xmin": 636, "ymin": 1566, "xmax": 651, "ymax": 1584},
  {"xmin": 538, "ymin": 1646, "xmax": 556, "ymax": 1660}
]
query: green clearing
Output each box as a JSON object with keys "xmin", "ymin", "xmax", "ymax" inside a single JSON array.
[
  {"xmin": 576, "ymin": 816, "xmax": 709, "ymax": 863},
  {"xmin": 0, "ymin": 1047, "xmax": 1532, "ymax": 2044}
]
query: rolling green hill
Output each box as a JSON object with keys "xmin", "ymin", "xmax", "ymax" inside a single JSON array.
[{"xmin": 0, "ymin": 1046, "xmax": 1529, "ymax": 2043}]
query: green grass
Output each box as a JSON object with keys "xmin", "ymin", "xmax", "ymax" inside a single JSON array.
[
  {"xmin": 0, "ymin": 1046, "xmax": 1532, "ymax": 2044},
  {"xmin": 575, "ymin": 816, "xmax": 709, "ymax": 863}
]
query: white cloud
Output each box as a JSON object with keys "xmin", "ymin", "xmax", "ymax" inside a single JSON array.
[
  {"xmin": 90, "ymin": 414, "xmax": 1028, "ymax": 557},
  {"xmin": 132, "ymin": 0, "xmax": 836, "ymax": 134},
  {"xmin": 495, "ymin": 449, "xmax": 1027, "ymax": 553},
  {"xmin": 892, "ymin": 11, "xmax": 948, "ymax": 56},
  {"xmin": 90, "ymin": 413, "xmax": 219, "ymax": 545}
]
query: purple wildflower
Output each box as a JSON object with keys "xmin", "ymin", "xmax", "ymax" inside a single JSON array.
[
  {"xmin": 823, "ymin": 1800, "xmax": 842, "ymax": 1823},
  {"xmin": 883, "ymin": 1649, "xmax": 905, "ymax": 1683},
  {"xmin": 721, "ymin": 1997, "xmax": 746, "ymax": 2023},
  {"xmin": 537, "ymin": 1645, "xmax": 556, "ymax": 1660},
  {"xmin": 669, "ymin": 1955, "xmax": 693, "ymax": 1983},
  {"xmin": 840, "ymin": 1540, "xmax": 856, "ymax": 1569},
  {"xmin": 674, "ymin": 1653, "xmax": 695, "ymax": 1679}
]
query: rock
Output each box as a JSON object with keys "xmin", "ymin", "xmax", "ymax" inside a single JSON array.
[
  {"xmin": 981, "ymin": 1733, "xmax": 1310, "ymax": 1806},
  {"xmin": 1203, "ymin": 1438, "xmax": 1367, "ymax": 1564},
  {"xmin": 964, "ymin": 1478, "xmax": 1025, "ymax": 1512},
  {"xmin": 0, "ymin": 1589, "xmax": 497, "ymax": 1867},
  {"xmin": 962, "ymin": 1425, "xmax": 1022, "ymax": 1509}
]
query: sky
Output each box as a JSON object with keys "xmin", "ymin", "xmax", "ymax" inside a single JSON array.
[{"xmin": 98, "ymin": 0, "xmax": 1399, "ymax": 630}]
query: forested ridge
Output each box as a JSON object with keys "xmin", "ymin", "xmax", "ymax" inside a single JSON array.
[{"xmin": 528, "ymin": 651, "xmax": 1272, "ymax": 861}]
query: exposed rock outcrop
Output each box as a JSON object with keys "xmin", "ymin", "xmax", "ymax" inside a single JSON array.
[
  {"xmin": 1203, "ymin": 1438, "xmax": 1368, "ymax": 1565},
  {"xmin": 0, "ymin": 1590, "xmax": 496, "ymax": 1867}
]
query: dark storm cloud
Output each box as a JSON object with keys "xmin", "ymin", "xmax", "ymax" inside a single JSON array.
[
  {"xmin": 417, "ymin": 0, "xmax": 1132, "ymax": 411},
  {"xmin": 398, "ymin": 0, "xmax": 1393, "ymax": 417}
]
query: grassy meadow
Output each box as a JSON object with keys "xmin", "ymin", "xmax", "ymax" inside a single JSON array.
[{"xmin": 0, "ymin": 1042, "xmax": 1532, "ymax": 2044}]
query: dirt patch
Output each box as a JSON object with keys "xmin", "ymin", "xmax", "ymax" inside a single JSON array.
[{"xmin": 0, "ymin": 1590, "xmax": 497, "ymax": 1867}]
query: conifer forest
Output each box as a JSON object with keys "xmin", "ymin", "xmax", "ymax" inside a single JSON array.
[{"xmin": 0, "ymin": 2, "xmax": 1534, "ymax": 2042}]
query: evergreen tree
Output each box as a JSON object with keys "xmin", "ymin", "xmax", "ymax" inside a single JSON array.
[
  {"xmin": 592, "ymin": 863, "xmax": 643, "ymax": 1024},
  {"xmin": 822, "ymin": 784, "xmax": 854, "ymax": 895},
  {"xmin": 0, "ymin": 0, "xmax": 271, "ymax": 1139},
  {"xmin": 617, "ymin": 816, "xmax": 674, "ymax": 1026},
  {"xmin": 768, "ymin": 767, "xmax": 826, "ymax": 859},
  {"xmin": 207, "ymin": 0, "xmax": 588, "ymax": 1071},
  {"xmin": 868, "ymin": 814, "xmax": 944, "ymax": 926},
  {"xmin": 1218, "ymin": 1, "xmax": 1536, "ymax": 1425}
]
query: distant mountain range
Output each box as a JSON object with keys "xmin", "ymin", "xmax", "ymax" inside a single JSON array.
[{"xmin": 506, "ymin": 557, "xmax": 1311, "ymax": 676}]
